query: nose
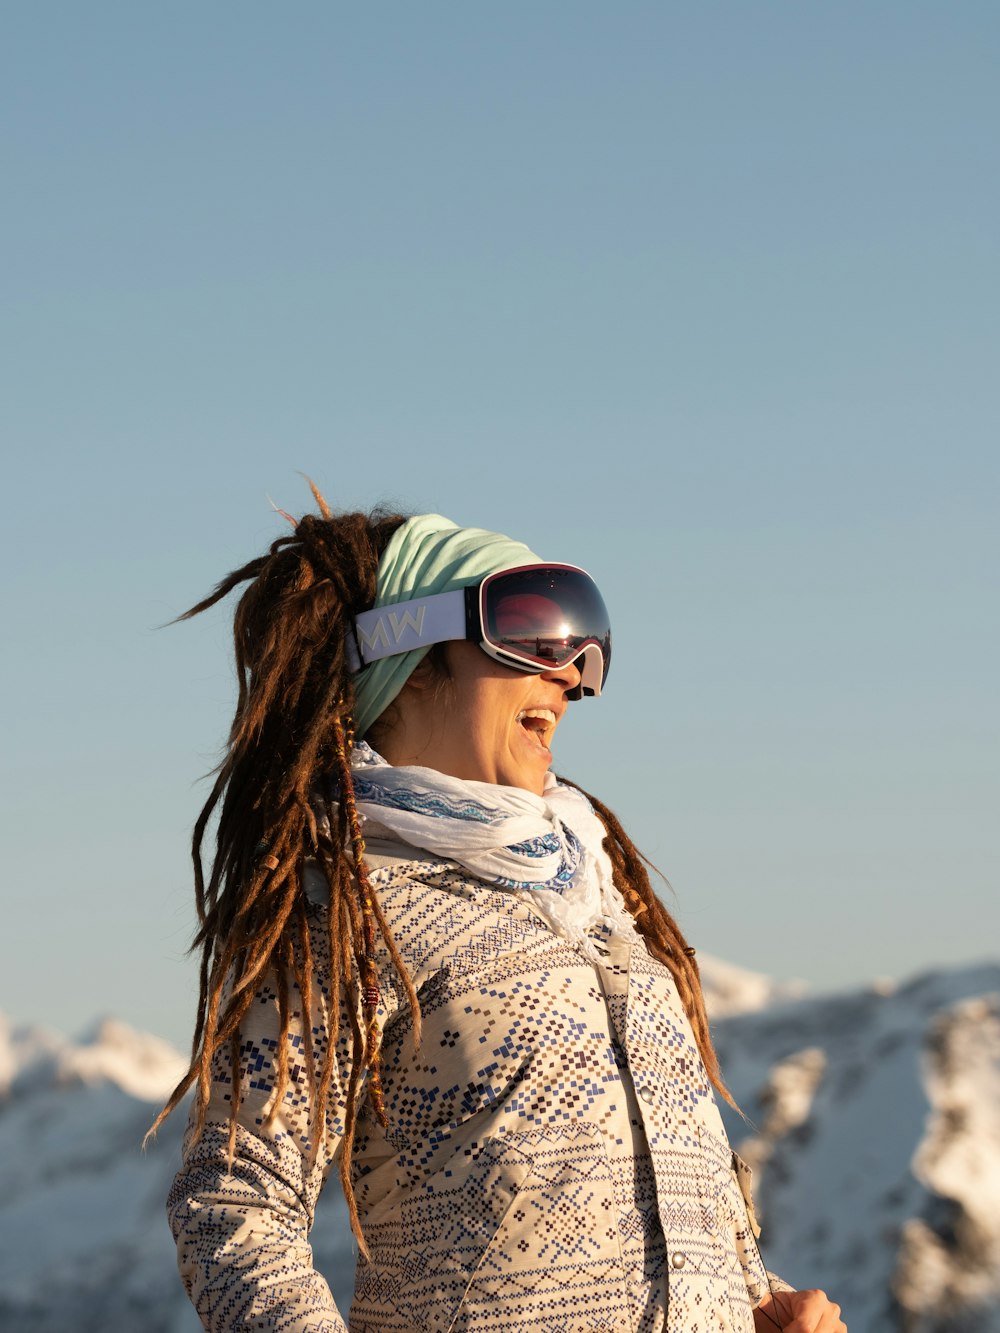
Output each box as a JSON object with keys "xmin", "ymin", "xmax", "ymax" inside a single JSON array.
[{"xmin": 539, "ymin": 655, "xmax": 583, "ymax": 695}]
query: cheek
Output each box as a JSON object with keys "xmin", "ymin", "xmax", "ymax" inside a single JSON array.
[{"xmin": 455, "ymin": 692, "xmax": 506, "ymax": 752}]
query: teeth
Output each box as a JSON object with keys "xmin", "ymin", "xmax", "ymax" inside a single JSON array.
[{"xmin": 517, "ymin": 709, "xmax": 556, "ymax": 724}]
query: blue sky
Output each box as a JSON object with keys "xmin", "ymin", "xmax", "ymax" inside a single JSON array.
[{"xmin": 2, "ymin": 4, "xmax": 997, "ymax": 1048}]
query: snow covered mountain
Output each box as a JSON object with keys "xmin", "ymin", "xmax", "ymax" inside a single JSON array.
[
  {"xmin": 1, "ymin": 958, "xmax": 997, "ymax": 1332},
  {"xmin": 714, "ymin": 961, "xmax": 1000, "ymax": 1333}
]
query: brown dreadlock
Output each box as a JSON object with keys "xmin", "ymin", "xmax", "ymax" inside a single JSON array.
[
  {"xmin": 566, "ymin": 782, "xmax": 736, "ymax": 1109},
  {"xmin": 150, "ymin": 484, "xmax": 733, "ymax": 1259},
  {"xmin": 148, "ymin": 485, "xmax": 420, "ymax": 1249}
]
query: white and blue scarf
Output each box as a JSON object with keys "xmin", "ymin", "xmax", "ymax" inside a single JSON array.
[{"xmin": 346, "ymin": 742, "xmax": 636, "ymax": 957}]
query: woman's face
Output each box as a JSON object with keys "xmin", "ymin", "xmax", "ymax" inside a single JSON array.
[{"xmin": 376, "ymin": 641, "xmax": 582, "ymax": 795}]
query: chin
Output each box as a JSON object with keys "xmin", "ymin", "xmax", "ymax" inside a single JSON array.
[{"xmin": 495, "ymin": 751, "xmax": 550, "ymax": 795}]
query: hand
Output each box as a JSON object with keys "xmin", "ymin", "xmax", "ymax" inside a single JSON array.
[{"xmin": 753, "ymin": 1289, "xmax": 846, "ymax": 1332}]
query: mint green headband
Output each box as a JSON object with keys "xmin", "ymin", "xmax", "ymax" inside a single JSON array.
[{"xmin": 352, "ymin": 514, "xmax": 541, "ymax": 737}]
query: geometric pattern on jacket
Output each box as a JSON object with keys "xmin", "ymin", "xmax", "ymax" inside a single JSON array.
[{"xmin": 168, "ymin": 842, "xmax": 782, "ymax": 1332}]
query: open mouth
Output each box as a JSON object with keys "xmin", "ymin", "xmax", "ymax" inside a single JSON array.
[{"xmin": 516, "ymin": 708, "xmax": 557, "ymax": 750}]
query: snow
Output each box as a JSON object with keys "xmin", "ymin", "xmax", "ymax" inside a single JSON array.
[
  {"xmin": 714, "ymin": 962, "xmax": 1000, "ymax": 1332},
  {"xmin": 697, "ymin": 952, "xmax": 808, "ymax": 1018},
  {"xmin": 2, "ymin": 960, "xmax": 999, "ymax": 1332},
  {"xmin": 0, "ymin": 1013, "xmax": 187, "ymax": 1102}
]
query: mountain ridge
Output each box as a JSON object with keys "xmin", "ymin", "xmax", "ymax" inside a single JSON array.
[{"xmin": 3, "ymin": 956, "xmax": 998, "ymax": 1332}]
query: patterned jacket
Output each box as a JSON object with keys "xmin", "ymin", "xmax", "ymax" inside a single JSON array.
[{"xmin": 168, "ymin": 838, "xmax": 780, "ymax": 1333}]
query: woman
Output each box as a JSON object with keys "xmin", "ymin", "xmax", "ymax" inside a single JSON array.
[{"xmin": 157, "ymin": 488, "xmax": 845, "ymax": 1333}]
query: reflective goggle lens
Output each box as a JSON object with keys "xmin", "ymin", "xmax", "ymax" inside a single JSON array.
[{"xmin": 480, "ymin": 565, "xmax": 612, "ymax": 689}]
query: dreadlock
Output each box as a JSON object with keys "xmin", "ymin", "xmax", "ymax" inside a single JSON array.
[
  {"xmin": 150, "ymin": 484, "xmax": 731, "ymax": 1260},
  {"xmin": 567, "ymin": 782, "xmax": 736, "ymax": 1108},
  {"xmin": 148, "ymin": 484, "xmax": 421, "ymax": 1252}
]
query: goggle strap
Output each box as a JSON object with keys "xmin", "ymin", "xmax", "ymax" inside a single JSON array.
[{"xmin": 348, "ymin": 589, "xmax": 467, "ymax": 669}]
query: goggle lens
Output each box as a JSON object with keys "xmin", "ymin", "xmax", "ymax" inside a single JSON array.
[{"xmin": 481, "ymin": 566, "xmax": 612, "ymax": 688}]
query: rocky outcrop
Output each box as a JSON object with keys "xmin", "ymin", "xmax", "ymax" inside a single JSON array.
[
  {"xmin": 714, "ymin": 963, "xmax": 1000, "ymax": 1333},
  {"xmin": 891, "ymin": 994, "xmax": 1000, "ymax": 1332},
  {"xmin": 2, "ymin": 960, "xmax": 998, "ymax": 1332}
]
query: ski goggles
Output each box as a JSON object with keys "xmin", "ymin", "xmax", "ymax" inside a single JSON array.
[{"xmin": 347, "ymin": 563, "xmax": 612, "ymax": 697}]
